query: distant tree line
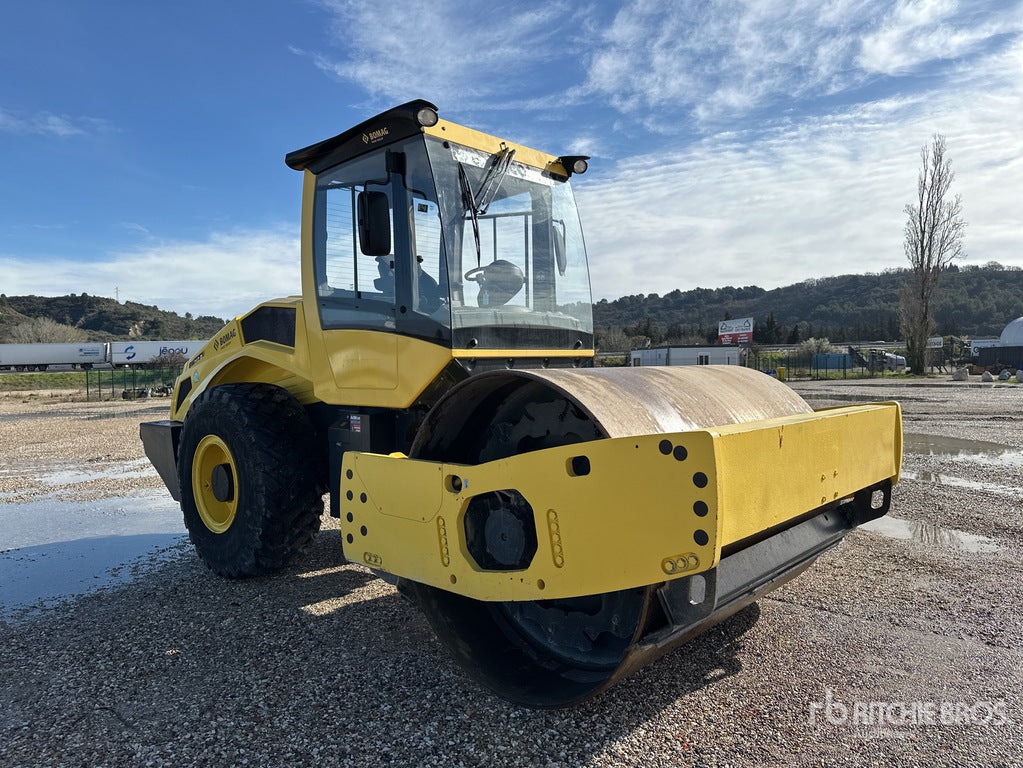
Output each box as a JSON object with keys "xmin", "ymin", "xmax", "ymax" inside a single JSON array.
[
  {"xmin": 594, "ymin": 264, "xmax": 1023, "ymax": 352},
  {"xmin": 3, "ymin": 317, "xmax": 87, "ymax": 343}
]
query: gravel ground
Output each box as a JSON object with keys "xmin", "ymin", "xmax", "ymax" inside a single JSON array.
[{"xmin": 0, "ymin": 380, "xmax": 1021, "ymax": 767}]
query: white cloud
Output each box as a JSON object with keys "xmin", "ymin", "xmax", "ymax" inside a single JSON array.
[
  {"xmin": 588, "ymin": 0, "xmax": 853, "ymax": 123},
  {"xmin": 586, "ymin": 0, "xmax": 1022, "ymax": 127},
  {"xmin": 120, "ymin": 222, "xmax": 151, "ymax": 237},
  {"xmin": 11, "ymin": 2, "xmax": 1014, "ymax": 323},
  {"xmin": 2, "ymin": 229, "xmax": 301, "ymax": 321},
  {"xmin": 305, "ymin": 0, "xmax": 584, "ymax": 110},
  {"xmin": 0, "ymin": 108, "xmax": 112, "ymax": 137},
  {"xmin": 578, "ymin": 38, "xmax": 1023, "ymax": 299},
  {"xmin": 858, "ymin": 0, "xmax": 1021, "ymax": 74}
]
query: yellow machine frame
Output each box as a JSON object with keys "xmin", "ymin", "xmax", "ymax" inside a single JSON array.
[{"xmin": 341, "ymin": 402, "xmax": 901, "ymax": 601}]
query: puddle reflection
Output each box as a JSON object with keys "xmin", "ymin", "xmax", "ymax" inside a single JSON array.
[
  {"xmin": 35, "ymin": 458, "xmax": 154, "ymax": 486},
  {"xmin": 900, "ymin": 469, "xmax": 1017, "ymax": 498},
  {"xmin": 860, "ymin": 516, "xmax": 1001, "ymax": 554},
  {"xmin": 903, "ymin": 433, "xmax": 1022, "ymax": 465}
]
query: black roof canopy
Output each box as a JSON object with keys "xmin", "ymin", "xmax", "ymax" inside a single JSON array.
[{"xmin": 285, "ymin": 100, "xmax": 438, "ymax": 174}]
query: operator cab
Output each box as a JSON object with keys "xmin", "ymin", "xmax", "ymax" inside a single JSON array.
[{"xmin": 286, "ymin": 100, "xmax": 594, "ymax": 353}]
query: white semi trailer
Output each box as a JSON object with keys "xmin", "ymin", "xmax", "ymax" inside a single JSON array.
[
  {"xmin": 0, "ymin": 343, "xmax": 107, "ymax": 371},
  {"xmin": 109, "ymin": 341, "xmax": 206, "ymax": 366},
  {"xmin": 0, "ymin": 340, "xmax": 208, "ymax": 371}
]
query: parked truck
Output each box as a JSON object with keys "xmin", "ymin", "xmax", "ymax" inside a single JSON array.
[
  {"xmin": 0, "ymin": 342, "xmax": 106, "ymax": 371},
  {"xmin": 0, "ymin": 341, "xmax": 208, "ymax": 371}
]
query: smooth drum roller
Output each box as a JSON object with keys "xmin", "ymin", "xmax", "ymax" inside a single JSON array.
[
  {"xmin": 405, "ymin": 366, "xmax": 813, "ymax": 707},
  {"xmin": 139, "ymin": 102, "xmax": 903, "ymax": 709}
]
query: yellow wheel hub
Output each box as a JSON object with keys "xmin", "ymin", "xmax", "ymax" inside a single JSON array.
[{"xmin": 192, "ymin": 435, "xmax": 239, "ymax": 534}]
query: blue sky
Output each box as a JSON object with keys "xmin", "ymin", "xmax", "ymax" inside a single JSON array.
[{"xmin": 2, "ymin": 0, "xmax": 1021, "ymax": 321}]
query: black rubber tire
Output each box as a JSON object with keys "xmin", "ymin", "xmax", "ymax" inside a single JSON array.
[
  {"xmin": 177, "ymin": 383, "xmax": 326, "ymax": 578},
  {"xmin": 409, "ymin": 376, "xmax": 648, "ymax": 707}
]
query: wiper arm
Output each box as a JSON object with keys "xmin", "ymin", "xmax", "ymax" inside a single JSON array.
[
  {"xmin": 458, "ymin": 146, "xmax": 517, "ymax": 266},
  {"xmin": 474, "ymin": 146, "xmax": 515, "ymax": 215},
  {"xmin": 458, "ymin": 162, "xmax": 482, "ymax": 266}
]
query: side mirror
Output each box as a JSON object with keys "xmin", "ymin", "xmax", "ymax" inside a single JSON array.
[{"xmin": 357, "ymin": 190, "xmax": 391, "ymax": 256}]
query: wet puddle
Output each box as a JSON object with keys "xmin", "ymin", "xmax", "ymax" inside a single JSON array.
[
  {"xmin": 800, "ymin": 392, "xmax": 933, "ymax": 404},
  {"xmin": 0, "ymin": 532, "xmax": 187, "ymax": 622},
  {"xmin": 85, "ymin": 404, "xmax": 167, "ymax": 421},
  {"xmin": 33, "ymin": 458, "xmax": 154, "ymax": 486},
  {"xmin": 0, "ymin": 459, "xmax": 187, "ymax": 620},
  {"xmin": 899, "ymin": 433, "xmax": 1023, "ymax": 496},
  {"xmin": 860, "ymin": 516, "xmax": 1001, "ymax": 554},
  {"xmin": 903, "ymin": 433, "xmax": 1023, "ymax": 465},
  {"xmin": 0, "ymin": 490, "xmax": 185, "ymax": 553},
  {"xmin": 0, "ymin": 410, "xmax": 78, "ymax": 423},
  {"xmin": 0, "ymin": 458, "xmax": 156, "ymax": 488},
  {"xmin": 0, "ymin": 403, "xmax": 166, "ymax": 423},
  {"xmin": 900, "ymin": 469, "xmax": 1018, "ymax": 497}
]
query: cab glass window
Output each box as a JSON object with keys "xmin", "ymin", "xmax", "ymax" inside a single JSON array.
[{"xmin": 312, "ymin": 139, "xmax": 450, "ymax": 336}]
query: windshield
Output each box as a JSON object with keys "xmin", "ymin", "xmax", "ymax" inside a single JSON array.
[{"xmin": 426, "ymin": 137, "xmax": 593, "ymax": 350}]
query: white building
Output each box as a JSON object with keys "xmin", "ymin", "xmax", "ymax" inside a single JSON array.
[{"xmin": 630, "ymin": 345, "xmax": 743, "ymax": 367}]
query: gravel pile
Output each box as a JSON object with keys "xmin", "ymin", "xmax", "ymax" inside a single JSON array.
[{"xmin": 1, "ymin": 382, "xmax": 1020, "ymax": 767}]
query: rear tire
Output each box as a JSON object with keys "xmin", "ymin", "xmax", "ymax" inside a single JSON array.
[{"xmin": 177, "ymin": 383, "xmax": 325, "ymax": 578}]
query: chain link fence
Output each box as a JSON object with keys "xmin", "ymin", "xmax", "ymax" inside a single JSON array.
[
  {"xmin": 84, "ymin": 367, "xmax": 181, "ymax": 401},
  {"xmin": 0, "ymin": 367, "xmax": 183, "ymax": 401},
  {"xmin": 745, "ymin": 350, "xmax": 903, "ymax": 381}
]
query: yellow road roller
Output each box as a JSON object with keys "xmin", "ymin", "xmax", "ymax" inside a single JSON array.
[{"xmin": 141, "ymin": 101, "xmax": 902, "ymax": 708}]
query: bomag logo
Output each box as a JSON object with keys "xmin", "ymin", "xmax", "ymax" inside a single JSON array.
[
  {"xmin": 212, "ymin": 328, "xmax": 237, "ymax": 351},
  {"xmin": 362, "ymin": 127, "xmax": 389, "ymax": 144}
]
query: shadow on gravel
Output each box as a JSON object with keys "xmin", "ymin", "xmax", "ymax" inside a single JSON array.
[{"xmin": 0, "ymin": 524, "xmax": 762, "ymax": 767}]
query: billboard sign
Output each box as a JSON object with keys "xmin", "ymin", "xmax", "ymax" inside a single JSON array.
[{"xmin": 718, "ymin": 317, "xmax": 753, "ymax": 345}]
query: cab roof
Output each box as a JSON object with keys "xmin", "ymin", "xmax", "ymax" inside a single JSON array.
[
  {"xmin": 285, "ymin": 99, "xmax": 574, "ymax": 179},
  {"xmin": 285, "ymin": 99, "xmax": 437, "ymax": 174}
]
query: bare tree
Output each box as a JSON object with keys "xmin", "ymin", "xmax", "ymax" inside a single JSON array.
[
  {"xmin": 899, "ymin": 135, "xmax": 966, "ymax": 374},
  {"xmin": 151, "ymin": 350, "xmax": 188, "ymax": 370},
  {"xmin": 5, "ymin": 317, "xmax": 87, "ymax": 343}
]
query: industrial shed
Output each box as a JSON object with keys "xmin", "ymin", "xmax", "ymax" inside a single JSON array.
[{"xmin": 978, "ymin": 316, "xmax": 1023, "ymax": 368}]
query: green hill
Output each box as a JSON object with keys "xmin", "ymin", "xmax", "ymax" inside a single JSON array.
[
  {"xmin": 6, "ymin": 263, "xmax": 1020, "ymax": 348},
  {"xmin": 594, "ymin": 264, "xmax": 1023, "ymax": 346},
  {"xmin": 0, "ymin": 293, "xmax": 226, "ymax": 341}
]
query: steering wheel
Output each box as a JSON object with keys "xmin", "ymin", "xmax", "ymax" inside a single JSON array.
[{"xmin": 464, "ymin": 266, "xmax": 486, "ymax": 282}]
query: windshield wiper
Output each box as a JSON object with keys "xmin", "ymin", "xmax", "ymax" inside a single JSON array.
[
  {"xmin": 474, "ymin": 146, "xmax": 515, "ymax": 215},
  {"xmin": 458, "ymin": 163, "xmax": 482, "ymax": 266},
  {"xmin": 459, "ymin": 146, "xmax": 516, "ymax": 266}
]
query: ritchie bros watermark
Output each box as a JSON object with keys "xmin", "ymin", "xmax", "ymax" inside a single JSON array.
[{"xmin": 809, "ymin": 688, "xmax": 1011, "ymax": 732}]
